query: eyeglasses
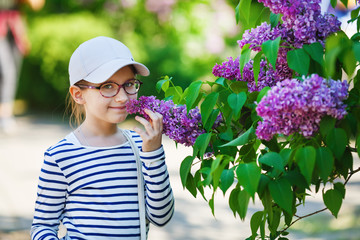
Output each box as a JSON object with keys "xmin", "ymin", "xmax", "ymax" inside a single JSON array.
[{"xmin": 76, "ymin": 79, "xmax": 143, "ymax": 97}]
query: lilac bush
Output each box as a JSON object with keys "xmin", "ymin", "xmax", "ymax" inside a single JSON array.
[{"xmin": 255, "ymin": 74, "xmax": 349, "ymax": 141}]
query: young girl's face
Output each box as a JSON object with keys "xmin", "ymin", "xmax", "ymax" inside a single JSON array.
[{"xmin": 81, "ymin": 66, "xmax": 137, "ymax": 125}]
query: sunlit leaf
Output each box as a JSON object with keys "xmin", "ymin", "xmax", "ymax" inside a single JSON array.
[
  {"xmin": 262, "ymin": 36, "xmax": 281, "ymax": 70},
  {"xmin": 295, "ymin": 146, "xmax": 316, "ymax": 185},
  {"xmin": 268, "ymin": 178, "xmax": 293, "ymax": 215},
  {"xmin": 236, "ymin": 162, "xmax": 261, "ymax": 197}
]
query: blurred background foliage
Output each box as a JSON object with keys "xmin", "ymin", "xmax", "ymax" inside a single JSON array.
[{"xmin": 16, "ymin": 0, "xmax": 245, "ymax": 114}]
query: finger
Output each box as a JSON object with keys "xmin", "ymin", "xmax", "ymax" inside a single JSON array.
[
  {"xmin": 133, "ymin": 126, "xmax": 149, "ymax": 142},
  {"xmin": 144, "ymin": 109, "xmax": 162, "ymax": 131},
  {"xmin": 135, "ymin": 115, "xmax": 154, "ymax": 134}
]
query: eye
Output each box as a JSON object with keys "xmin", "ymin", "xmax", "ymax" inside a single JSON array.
[
  {"xmin": 102, "ymin": 83, "xmax": 115, "ymax": 89},
  {"xmin": 124, "ymin": 81, "xmax": 135, "ymax": 87}
]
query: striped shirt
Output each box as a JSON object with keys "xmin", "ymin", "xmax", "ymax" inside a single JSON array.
[{"xmin": 31, "ymin": 130, "xmax": 174, "ymax": 240}]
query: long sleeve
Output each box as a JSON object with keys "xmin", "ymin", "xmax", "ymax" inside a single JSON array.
[
  {"xmin": 31, "ymin": 152, "xmax": 67, "ymax": 240},
  {"xmin": 140, "ymin": 146, "xmax": 174, "ymax": 226}
]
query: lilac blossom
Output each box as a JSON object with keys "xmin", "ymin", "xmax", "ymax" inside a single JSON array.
[
  {"xmin": 255, "ymin": 74, "xmax": 349, "ymax": 141},
  {"xmin": 213, "ymin": 0, "xmax": 341, "ymax": 92},
  {"xmin": 126, "ymin": 96, "xmax": 222, "ymax": 147}
]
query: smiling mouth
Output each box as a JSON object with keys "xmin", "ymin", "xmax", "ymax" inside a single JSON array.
[{"xmin": 109, "ymin": 106, "xmax": 127, "ymax": 110}]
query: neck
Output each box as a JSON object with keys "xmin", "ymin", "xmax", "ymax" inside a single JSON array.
[{"xmin": 81, "ymin": 118, "xmax": 118, "ymax": 137}]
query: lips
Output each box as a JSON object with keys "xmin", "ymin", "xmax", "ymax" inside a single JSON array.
[{"xmin": 109, "ymin": 106, "xmax": 127, "ymax": 110}]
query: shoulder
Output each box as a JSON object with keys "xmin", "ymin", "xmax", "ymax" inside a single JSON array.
[{"xmin": 44, "ymin": 133, "xmax": 81, "ymax": 159}]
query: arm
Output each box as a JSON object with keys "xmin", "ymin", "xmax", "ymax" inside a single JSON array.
[
  {"xmin": 31, "ymin": 153, "xmax": 67, "ymax": 240},
  {"xmin": 140, "ymin": 146, "xmax": 174, "ymax": 226},
  {"xmin": 133, "ymin": 109, "xmax": 174, "ymax": 226}
]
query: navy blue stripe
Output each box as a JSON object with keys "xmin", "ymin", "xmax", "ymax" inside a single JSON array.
[
  {"xmin": 66, "ymin": 200, "xmax": 137, "ymax": 205},
  {"xmin": 63, "ymin": 156, "xmax": 135, "ymax": 171},
  {"xmin": 66, "ymin": 162, "xmax": 136, "ymax": 179},
  {"xmin": 65, "ymin": 208, "xmax": 138, "ymax": 213},
  {"xmin": 142, "ymin": 160, "xmax": 165, "ymax": 170},
  {"xmin": 70, "ymin": 216, "xmax": 139, "ymax": 221},
  {"xmin": 39, "ymin": 177, "xmax": 67, "ymax": 185},
  {"xmin": 40, "ymin": 168, "xmax": 64, "ymax": 177},
  {"xmin": 35, "ymin": 201, "xmax": 64, "ymax": 207},
  {"xmin": 67, "ymin": 168, "xmax": 137, "ymax": 184},
  {"xmin": 145, "ymin": 173, "xmax": 169, "ymax": 185},
  {"xmin": 63, "ymin": 221, "xmax": 139, "ymax": 229},
  {"xmin": 141, "ymin": 152, "xmax": 165, "ymax": 160},
  {"xmin": 70, "ymin": 192, "xmax": 137, "ymax": 198}
]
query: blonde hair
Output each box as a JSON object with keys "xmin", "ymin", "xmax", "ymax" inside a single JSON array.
[{"xmin": 65, "ymin": 80, "xmax": 87, "ymax": 129}]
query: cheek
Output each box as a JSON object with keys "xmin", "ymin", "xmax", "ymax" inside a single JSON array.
[{"xmin": 130, "ymin": 94, "xmax": 138, "ymax": 100}]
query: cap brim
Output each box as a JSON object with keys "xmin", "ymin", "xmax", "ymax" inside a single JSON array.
[{"xmin": 83, "ymin": 59, "xmax": 150, "ymax": 84}]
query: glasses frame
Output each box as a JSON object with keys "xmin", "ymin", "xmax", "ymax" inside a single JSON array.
[{"xmin": 76, "ymin": 79, "xmax": 143, "ymax": 98}]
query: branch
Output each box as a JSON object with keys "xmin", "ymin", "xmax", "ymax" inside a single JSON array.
[
  {"xmin": 280, "ymin": 166, "xmax": 360, "ymax": 234},
  {"xmin": 281, "ymin": 207, "xmax": 328, "ymax": 233}
]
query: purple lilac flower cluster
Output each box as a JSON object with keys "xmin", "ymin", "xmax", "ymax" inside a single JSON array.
[
  {"xmin": 126, "ymin": 96, "xmax": 221, "ymax": 147},
  {"xmin": 255, "ymin": 0, "xmax": 341, "ymax": 48},
  {"xmin": 213, "ymin": 0, "xmax": 341, "ymax": 92},
  {"xmin": 255, "ymin": 74, "xmax": 349, "ymax": 141},
  {"xmin": 212, "ymin": 56, "xmax": 279, "ymax": 92}
]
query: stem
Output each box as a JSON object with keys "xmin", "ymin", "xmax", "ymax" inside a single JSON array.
[{"xmin": 280, "ymin": 166, "xmax": 360, "ymax": 234}]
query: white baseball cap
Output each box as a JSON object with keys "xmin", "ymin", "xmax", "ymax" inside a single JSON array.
[{"xmin": 68, "ymin": 36, "xmax": 150, "ymax": 85}]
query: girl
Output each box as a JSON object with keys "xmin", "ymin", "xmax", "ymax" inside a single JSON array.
[{"xmin": 31, "ymin": 36, "xmax": 174, "ymax": 240}]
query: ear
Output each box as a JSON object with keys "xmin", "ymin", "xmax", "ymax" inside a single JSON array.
[{"xmin": 69, "ymin": 85, "xmax": 86, "ymax": 104}]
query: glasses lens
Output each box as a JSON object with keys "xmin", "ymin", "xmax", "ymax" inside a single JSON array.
[
  {"xmin": 124, "ymin": 80, "xmax": 141, "ymax": 94},
  {"xmin": 100, "ymin": 83, "xmax": 118, "ymax": 97}
]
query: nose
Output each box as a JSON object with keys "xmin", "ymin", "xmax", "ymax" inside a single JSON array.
[{"xmin": 114, "ymin": 87, "xmax": 129, "ymax": 103}]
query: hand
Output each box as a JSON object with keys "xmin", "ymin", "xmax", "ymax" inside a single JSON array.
[{"xmin": 134, "ymin": 109, "xmax": 163, "ymax": 152}]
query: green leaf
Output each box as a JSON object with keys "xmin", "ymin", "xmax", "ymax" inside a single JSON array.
[
  {"xmin": 240, "ymin": 44, "xmax": 251, "ymax": 73},
  {"xmin": 315, "ymin": 147, "xmax": 334, "ymax": 182},
  {"xmin": 334, "ymin": 182, "xmax": 346, "ymax": 199},
  {"xmin": 230, "ymin": 81, "xmax": 248, "ymax": 94},
  {"xmin": 295, "ymin": 146, "xmax": 316, "ymax": 185},
  {"xmin": 356, "ymin": 135, "xmax": 360, "ymax": 158},
  {"xmin": 165, "ymin": 86, "xmax": 183, "ymax": 104},
  {"xmin": 262, "ymin": 36, "xmax": 281, "ymax": 70},
  {"xmin": 186, "ymin": 81, "xmax": 203, "ymax": 113},
  {"xmin": 343, "ymin": 49, "xmax": 357, "ymax": 76},
  {"xmin": 250, "ymin": 211, "xmax": 264, "ymax": 238},
  {"xmin": 209, "ymin": 194, "xmax": 215, "ymax": 216},
  {"xmin": 193, "ymin": 133, "xmax": 212, "ymax": 160},
  {"xmin": 237, "ymin": 0, "xmax": 252, "ymax": 25},
  {"xmin": 256, "ymin": 86, "xmax": 271, "ymax": 103},
  {"xmin": 220, "ymin": 169, "xmax": 235, "ymax": 194},
  {"xmin": 325, "ymin": 35, "xmax": 343, "ymax": 78},
  {"xmin": 325, "ymin": 128, "xmax": 348, "ymax": 159},
  {"xmin": 330, "ymin": 0, "xmax": 337, "ymax": 8},
  {"xmin": 268, "ymin": 178, "xmax": 293, "ymax": 215},
  {"xmin": 270, "ymin": 13, "xmax": 281, "ymax": 28},
  {"xmin": 185, "ymin": 174, "xmax": 197, "ymax": 197},
  {"xmin": 236, "ymin": 162, "xmax": 261, "ymax": 197},
  {"xmin": 259, "ymin": 152, "xmax": 285, "ymax": 173},
  {"xmin": 287, "ymin": 48, "xmax": 310, "ymax": 75},
  {"xmin": 253, "ymin": 51, "xmax": 263, "ymax": 86},
  {"xmin": 279, "ymin": 148, "xmax": 292, "ymax": 166},
  {"xmin": 229, "ymin": 188, "xmax": 240, "ymax": 217},
  {"xmin": 156, "ymin": 78, "xmax": 170, "ymax": 93},
  {"xmin": 303, "ymin": 42, "xmax": 324, "ymax": 65},
  {"xmin": 201, "ymin": 92, "xmax": 219, "ymax": 126},
  {"xmin": 227, "ymin": 92, "xmax": 247, "ymax": 120},
  {"xmin": 238, "ymin": 189, "xmax": 250, "ymax": 220},
  {"xmin": 180, "ymin": 156, "xmax": 195, "ymax": 188},
  {"xmin": 323, "ymin": 189, "xmax": 343, "ymax": 217},
  {"xmin": 320, "ymin": 116, "xmax": 336, "ymax": 137},
  {"xmin": 220, "ymin": 126, "xmax": 255, "ymax": 147},
  {"xmin": 204, "ymin": 109, "xmax": 220, "ymax": 132}
]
